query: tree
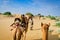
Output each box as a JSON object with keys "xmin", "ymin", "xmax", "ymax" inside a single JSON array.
[
  {"xmin": 47, "ymin": 15, "xmax": 56, "ymax": 20},
  {"xmin": 0, "ymin": 13, "xmax": 2, "ymax": 15},
  {"xmin": 37, "ymin": 13, "xmax": 44, "ymax": 17},
  {"xmin": 26, "ymin": 12, "xmax": 34, "ymax": 17},
  {"xmin": 38, "ymin": 14, "xmax": 41, "ymax": 16},
  {"xmin": 3, "ymin": 12, "xmax": 12, "ymax": 15}
]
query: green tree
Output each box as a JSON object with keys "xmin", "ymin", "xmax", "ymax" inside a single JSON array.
[
  {"xmin": 3, "ymin": 12, "xmax": 12, "ymax": 15},
  {"xmin": 47, "ymin": 15, "xmax": 56, "ymax": 20},
  {"xmin": 38, "ymin": 14, "xmax": 41, "ymax": 17},
  {"xmin": 37, "ymin": 13, "xmax": 44, "ymax": 17},
  {"xmin": 56, "ymin": 22, "xmax": 60, "ymax": 27},
  {"xmin": 26, "ymin": 12, "xmax": 34, "ymax": 17},
  {"xmin": 3, "ymin": 12, "xmax": 13, "ymax": 17}
]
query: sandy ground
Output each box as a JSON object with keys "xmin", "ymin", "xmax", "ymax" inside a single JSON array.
[{"xmin": 0, "ymin": 16, "xmax": 60, "ymax": 40}]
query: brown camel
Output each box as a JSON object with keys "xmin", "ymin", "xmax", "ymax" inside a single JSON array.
[
  {"xmin": 21, "ymin": 15, "xmax": 31, "ymax": 40},
  {"xmin": 10, "ymin": 15, "xmax": 32, "ymax": 40},
  {"xmin": 13, "ymin": 25, "xmax": 23, "ymax": 40},
  {"xmin": 41, "ymin": 22, "xmax": 50, "ymax": 40},
  {"xmin": 10, "ymin": 18, "xmax": 25, "ymax": 40}
]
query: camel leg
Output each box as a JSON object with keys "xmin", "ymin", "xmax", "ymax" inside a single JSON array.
[
  {"xmin": 16, "ymin": 29, "xmax": 22, "ymax": 40},
  {"xmin": 24, "ymin": 24, "xmax": 28, "ymax": 40},
  {"xmin": 24, "ymin": 29, "xmax": 27, "ymax": 40},
  {"xmin": 13, "ymin": 28, "xmax": 17, "ymax": 40},
  {"xmin": 21, "ymin": 33, "xmax": 24, "ymax": 40},
  {"xmin": 13, "ymin": 33, "xmax": 16, "ymax": 40},
  {"xmin": 22, "ymin": 31, "xmax": 26, "ymax": 40},
  {"xmin": 24, "ymin": 32, "xmax": 26, "ymax": 40},
  {"xmin": 30, "ymin": 26, "xmax": 33, "ymax": 30},
  {"xmin": 17, "ymin": 33, "xmax": 21, "ymax": 40}
]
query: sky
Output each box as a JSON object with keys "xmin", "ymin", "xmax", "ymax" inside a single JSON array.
[{"xmin": 0, "ymin": 0, "xmax": 60, "ymax": 16}]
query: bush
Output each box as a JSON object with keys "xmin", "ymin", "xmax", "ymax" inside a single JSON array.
[
  {"xmin": 26, "ymin": 12, "xmax": 34, "ymax": 17},
  {"xmin": 50, "ymin": 16, "xmax": 56, "ymax": 20},
  {"xmin": 55, "ymin": 17, "xmax": 60, "ymax": 21},
  {"xmin": 41, "ymin": 15, "xmax": 44, "ymax": 17},
  {"xmin": 3, "ymin": 12, "xmax": 12, "ymax": 15},
  {"xmin": 56, "ymin": 22, "xmax": 60, "ymax": 27},
  {"xmin": 47, "ymin": 15, "xmax": 56, "ymax": 20},
  {"xmin": 37, "ymin": 14, "xmax": 44, "ymax": 17},
  {"xmin": 0, "ymin": 13, "xmax": 2, "ymax": 15},
  {"xmin": 56, "ymin": 19, "xmax": 60, "ymax": 21}
]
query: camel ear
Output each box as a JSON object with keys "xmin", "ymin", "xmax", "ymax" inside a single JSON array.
[
  {"xmin": 48, "ymin": 23, "xmax": 50, "ymax": 27},
  {"xmin": 41, "ymin": 22, "xmax": 43, "ymax": 27}
]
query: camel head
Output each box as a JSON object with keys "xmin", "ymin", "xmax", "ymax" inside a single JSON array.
[
  {"xmin": 25, "ymin": 14, "xmax": 33, "ymax": 20},
  {"xmin": 41, "ymin": 22, "xmax": 50, "ymax": 30}
]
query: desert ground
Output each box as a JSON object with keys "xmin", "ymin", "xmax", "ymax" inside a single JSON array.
[{"xmin": 0, "ymin": 15, "xmax": 60, "ymax": 40}]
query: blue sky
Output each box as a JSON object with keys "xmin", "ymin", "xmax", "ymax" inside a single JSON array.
[{"xmin": 0, "ymin": 0, "xmax": 60, "ymax": 16}]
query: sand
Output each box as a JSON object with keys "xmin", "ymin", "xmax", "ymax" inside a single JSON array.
[{"xmin": 0, "ymin": 16, "xmax": 59, "ymax": 40}]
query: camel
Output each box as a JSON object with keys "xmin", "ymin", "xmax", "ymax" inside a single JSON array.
[
  {"xmin": 21, "ymin": 15, "xmax": 32, "ymax": 40},
  {"xmin": 20, "ymin": 14, "xmax": 33, "ymax": 40},
  {"xmin": 41, "ymin": 22, "xmax": 50, "ymax": 40},
  {"xmin": 9, "ymin": 15, "xmax": 32, "ymax": 40},
  {"xmin": 12, "ymin": 25, "xmax": 23, "ymax": 40},
  {"xmin": 10, "ymin": 18, "xmax": 25, "ymax": 40}
]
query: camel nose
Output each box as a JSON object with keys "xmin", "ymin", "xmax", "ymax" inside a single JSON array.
[{"xmin": 15, "ymin": 20, "xmax": 20, "ymax": 23}]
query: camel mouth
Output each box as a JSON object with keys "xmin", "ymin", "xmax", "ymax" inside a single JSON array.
[{"xmin": 16, "ymin": 23, "xmax": 20, "ymax": 26}]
